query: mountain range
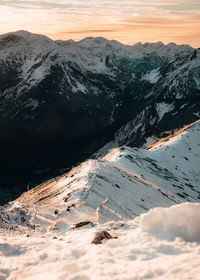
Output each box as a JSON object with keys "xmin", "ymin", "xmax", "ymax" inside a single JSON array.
[
  {"xmin": 0, "ymin": 30, "xmax": 200, "ymax": 204},
  {"xmin": 0, "ymin": 30, "xmax": 200, "ymax": 280}
]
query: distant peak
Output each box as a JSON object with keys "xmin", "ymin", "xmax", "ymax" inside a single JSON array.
[
  {"xmin": 12, "ymin": 30, "xmax": 31, "ymax": 36},
  {"xmin": 78, "ymin": 36, "xmax": 110, "ymax": 46},
  {"xmin": 55, "ymin": 39, "xmax": 76, "ymax": 46},
  {"xmin": 0, "ymin": 30, "xmax": 31, "ymax": 39},
  {"xmin": 133, "ymin": 41, "xmax": 165, "ymax": 49},
  {"xmin": 167, "ymin": 42, "xmax": 177, "ymax": 46},
  {"xmin": 143, "ymin": 41, "xmax": 165, "ymax": 48},
  {"xmin": 0, "ymin": 30, "xmax": 55, "ymax": 46},
  {"xmin": 133, "ymin": 42, "xmax": 143, "ymax": 47},
  {"xmin": 0, "ymin": 30, "xmax": 53, "ymax": 41}
]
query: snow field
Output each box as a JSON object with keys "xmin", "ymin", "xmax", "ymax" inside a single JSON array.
[{"xmin": 1, "ymin": 203, "xmax": 200, "ymax": 280}]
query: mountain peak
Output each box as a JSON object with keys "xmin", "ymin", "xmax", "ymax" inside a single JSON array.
[
  {"xmin": 10, "ymin": 30, "xmax": 31, "ymax": 36},
  {"xmin": 0, "ymin": 30, "xmax": 31, "ymax": 39},
  {"xmin": 0, "ymin": 30, "xmax": 54, "ymax": 44},
  {"xmin": 78, "ymin": 36, "xmax": 110, "ymax": 48},
  {"xmin": 143, "ymin": 41, "xmax": 165, "ymax": 48}
]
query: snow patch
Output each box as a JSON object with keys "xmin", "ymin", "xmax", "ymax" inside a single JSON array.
[
  {"xmin": 142, "ymin": 136, "xmax": 158, "ymax": 148},
  {"xmin": 194, "ymin": 76, "xmax": 200, "ymax": 90},
  {"xmin": 156, "ymin": 102, "xmax": 175, "ymax": 121},
  {"xmin": 25, "ymin": 98, "xmax": 39, "ymax": 110},
  {"xmin": 72, "ymin": 82, "xmax": 87, "ymax": 94},
  {"xmin": 141, "ymin": 68, "xmax": 161, "ymax": 83},
  {"xmin": 140, "ymin": 203, "xmax": 200, "ymax": 242},
  {"xmin": 194, "ymin": 112, "xmax": 200, "ymax": 118}
]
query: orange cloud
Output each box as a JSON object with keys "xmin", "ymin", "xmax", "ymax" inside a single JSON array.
[{"xmin": 0, "ymin": 0, "xmax": 199, "ymax": 47}]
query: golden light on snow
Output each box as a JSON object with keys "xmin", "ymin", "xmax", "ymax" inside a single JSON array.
[
  {"xmin": 0, "ymin": 1, "xmax": 199, "ymax": 46},
  {"xmin": 1, "ymin": 121, "xmax": 200, "ymax": 279}
]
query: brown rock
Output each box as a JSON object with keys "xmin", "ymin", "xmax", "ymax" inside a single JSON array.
[
  {"xmin": 73, "ymin": 221, "xmax": 93, "ymax": 229},
  {"xmin": 92, "ymin": 231, "xmax": 118, "ymax": 245}
]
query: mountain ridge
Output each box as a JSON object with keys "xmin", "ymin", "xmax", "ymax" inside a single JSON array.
[
  {"xmin": 1, "ymin": 119, "xmax": 199, "ymax": 231},
  {"xmin": 0, "ymin": 29, "xmax": 195, "ymax": 49},
  {"xmin": 0, "ymin": 30, "xmax": 199, "ymax": 204}
]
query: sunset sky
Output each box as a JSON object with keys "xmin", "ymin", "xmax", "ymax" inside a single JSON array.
[{"xmin": 0, "ymin": 0, "xmax": 199, "ymax": 47}]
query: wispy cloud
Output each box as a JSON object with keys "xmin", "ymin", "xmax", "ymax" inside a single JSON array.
[
  {"xmin": 0, "ymin": 0, "xmax": 199, "ymax": 47},
  {"xmin": 162, "ymin": 2, "xmax": 200, "ymax": 10},
  {"xmin": 61, "ymin": 29, "xmax": 119, "ymax": 34}
]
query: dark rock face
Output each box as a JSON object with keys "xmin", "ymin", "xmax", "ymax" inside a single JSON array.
[{"xmin": 0, "ymin": 31, "xmax": 199, "ymax": 204}]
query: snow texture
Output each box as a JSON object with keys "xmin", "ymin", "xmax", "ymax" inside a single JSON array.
[
  {"xmin": 156, "ymin": 103, "xmax": 175, "ymax": 121},
  {"xmin": 140, "ymin": 203, "xmax": 200, "ymax": 242},
  {"xmin": 141, "ymin": 68, "xmax": 161, "ymax": 83},
  {"xmin": 1, "ymin": 204, "xmax": 200, "ymax": 280}
]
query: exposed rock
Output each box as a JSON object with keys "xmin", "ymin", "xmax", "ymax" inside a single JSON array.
[
  {"xmin": 92, "ymin": 231, "xmax": 118, "ymax": 245},
  {"xmin": 73, "ymin": 221, "xmax": 94, "ymax": 229}
]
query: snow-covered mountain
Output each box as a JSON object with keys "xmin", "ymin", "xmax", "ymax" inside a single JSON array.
[
  {"xmin": 0, "ymin": 120, "xmax": 200, "ymax": 280},
  {"xmin": 0, "ymin": 30, "xmax": 199, "ymax": 204},
  {"xmin": 78, "ymin": 37, "xmax": 193, "ymax": 73},
  {"xmin": 1, "ymin": 120, "xmax": 199, "ymax": 229},
  {"xmin": 95, "ymin": 49, "xmax": 200, "ymax": 151}
]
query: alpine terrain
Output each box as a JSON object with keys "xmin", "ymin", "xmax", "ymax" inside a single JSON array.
[
  {"xmin": 0, "ymin": 120, "xmax": 200, "ymax": 280},
  {"xmin": 0, "ymin": 29, "xmax": 200, "ymax": 278},
  {"xmin": 0, "ymin": 30, "xmax": 200, "ymax": 204}
]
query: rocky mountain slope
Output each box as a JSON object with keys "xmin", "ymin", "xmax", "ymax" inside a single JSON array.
[{"xmin": 0, "ymin": 30, "xmax": 199, "ymax": 204}]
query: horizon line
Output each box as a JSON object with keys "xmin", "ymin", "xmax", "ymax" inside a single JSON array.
[{"xmin": 0, "ymin": 29, "xmax": 198, "ymax": 49}]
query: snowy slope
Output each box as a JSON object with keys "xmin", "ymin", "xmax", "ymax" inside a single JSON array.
[
  {"xmin": 1, "ymin": 120, "xmax": 199, "ymax": 232},
  {"xmin": 78, "ymin": 37, "xmax": 194, "ymax": 73},
  {"xmin": 105, "ymin": 120, "xmax": 200, "ymax": 203},
  {"xmin": 78, "ymin": 37, "xmax": 193, "ymax": 60},
  {"xmin": 0, "ymin": 30, "xmax": 111, "ymax": 101},
  {"xmin": 0, "ymin": 121, "xmax": 200, "ymax": 280},
  {"xmin": 149, "ymin": 49, "xmax": 200, "ymax": 99},
  {"xmin": 1, "ymin": 203, "xmax": 200, "ymax": 280}
]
